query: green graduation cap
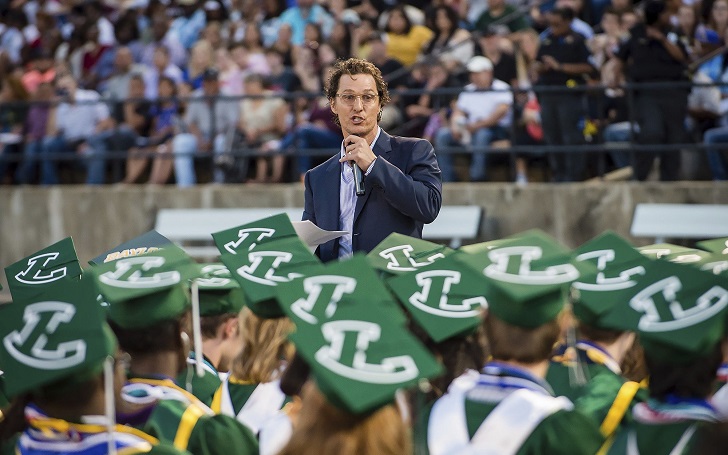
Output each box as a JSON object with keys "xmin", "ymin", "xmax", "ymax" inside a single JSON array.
[
  {"xmin": 696, "ymin": 254, "xmax": 728, "ymax": 276},
  {"xmin": 458, "ymin": 238, "xmax": 511, "ymax": 255},
  {"xmin": 4, "ymin": 237, "xmax": 83, "ymax": 302},
  {"xmin": 88, "ymin": 230, "xmax": 173, "ymax": 266},
  {"xmin": 0, "ymin": 276, "xmax": 116, "ymax": 398},
  {"xmin": 600, "ymin": 259, "xmax": 728, "ymax": 364},
  {"xmin": 638, "ymin": 243, "xmax": 728, "ymax": 275},
  {"xmin": 366, "ymin": 233, "xmax": 454, "ymax": 276},
  {"xmin": 275, "ymin": 254, "xmax": 407, "ymax": 326},
  {"xmin": 570, "ymin": 231, "xmax": 651, "ymax": 328},
  {"xmin": 87, "ymin": 245, "xmax": 199, "ymax": 329},
  {"xmin": 213, "ymin": 214, "xmax": 321, "ymax": 318},
  {"xmin": 194, "ymin": 263, "xmax": 245, "ymax": 316},
  {"xmin": 638, "ymin": 243, "xmax": 698, "ymax": 260},
  {"xmin": 386, "ymin": 252, "xmax": 487, "ymax": 342},
  {"xmin": 458, "ymin": 230, "xmax": 593, "ymax": 328},
  {"xmin": 289, "ymin": 297, "xmax": 443, "ymax": 414},
  {"xmin": 696, "ymin": 237, "xmax": 728, "ymax": 255}
]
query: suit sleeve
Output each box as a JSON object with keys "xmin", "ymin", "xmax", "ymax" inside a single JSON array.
[
  {"xmin": 302, "ymin": 170, "xmax": 316, "ymax": 224},
  {"xmin": 366, "ymin": 139, "xmax": 442, "ymax": 224}
]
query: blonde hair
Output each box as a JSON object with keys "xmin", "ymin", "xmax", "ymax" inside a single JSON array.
[
  {"xmin": 229, "ymin": 307, "xmax": 294, "ymax": 383},
  {"xmin": 278, "ymin": 382, "xmax": 412, "ymax": 455}
]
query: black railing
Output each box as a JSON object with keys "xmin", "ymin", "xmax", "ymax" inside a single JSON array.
[{"xmin": 2, "ymin": 80, "xmax": 727, "ymax": 183}]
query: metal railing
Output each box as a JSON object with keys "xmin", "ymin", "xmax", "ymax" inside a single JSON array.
[{"xmin": 1, "ymin": 80, "xmax": 726, "ymax": 183}]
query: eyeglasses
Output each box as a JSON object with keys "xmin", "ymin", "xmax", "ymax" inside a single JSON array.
[{"xmin": 336, "ymin": 93, "xmax": 379, "ymax": 106}]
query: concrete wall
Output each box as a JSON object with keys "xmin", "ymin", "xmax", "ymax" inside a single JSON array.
[{"xmin": 2, "ymin": 182, "xmax": 727, "ymax": 294}]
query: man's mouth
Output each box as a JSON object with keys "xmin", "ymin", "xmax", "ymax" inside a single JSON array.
[{"xmin": 351, "ymin": 116, "xmax": 365, "ymax": 125}]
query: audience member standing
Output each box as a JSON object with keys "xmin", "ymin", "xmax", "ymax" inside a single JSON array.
[
  {"xmin": 534, "ymin": 7, "xmax": 594, "ymax": 182},
  {"xmin": 613, "ymin": 0, "xmax": 689, "ymax": 181}
]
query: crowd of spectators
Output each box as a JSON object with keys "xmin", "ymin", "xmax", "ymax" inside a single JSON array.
[{"xmin": 0, "ymin": 0, "xmax": 727, "ymax": 185}]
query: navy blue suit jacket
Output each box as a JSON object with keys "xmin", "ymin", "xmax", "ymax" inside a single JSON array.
[{"xmin": 302, "ymin": 130, "xmax": 442, "ymax": 263}]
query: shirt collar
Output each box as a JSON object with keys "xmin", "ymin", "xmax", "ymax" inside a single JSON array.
[{"xmin": 339, "ymin": 127, "xmax": 382, "ymax": 158}]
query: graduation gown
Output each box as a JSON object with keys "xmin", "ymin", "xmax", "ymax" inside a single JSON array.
[
  {"xmin": 121, "ymin": 375, "xmax": 259, "ymax": 455},
  {"xmin": 417, "ymin": 363, "xmax": 604, "ymax": 455}
]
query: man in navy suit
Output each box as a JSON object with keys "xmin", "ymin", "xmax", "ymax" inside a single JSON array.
[{"xmin": 303, "ymin": 58, "xmax": 443, "ymax": 262}]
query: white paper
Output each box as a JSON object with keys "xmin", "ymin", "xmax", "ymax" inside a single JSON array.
[{"xmin": 292, "ymin": 220, "xmax": 347, "ymax": 249}]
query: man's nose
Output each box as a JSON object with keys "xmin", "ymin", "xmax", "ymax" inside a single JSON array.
[{"xmin": 352, "ymin": 96, "xmax": 365, "ymax": 109}]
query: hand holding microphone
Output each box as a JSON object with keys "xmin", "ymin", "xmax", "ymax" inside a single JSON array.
[{"xmin": 340, "ymin": 135, "xmax": 376, "ymax": 197}]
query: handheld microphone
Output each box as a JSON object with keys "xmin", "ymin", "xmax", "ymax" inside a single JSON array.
[
  {"xmin": 353, "ymin": 163, "xmax": 365, "ymax": 196},
  {"xmin": 346, "ymin": 139, "xmax": 365, "ymax": 196}
]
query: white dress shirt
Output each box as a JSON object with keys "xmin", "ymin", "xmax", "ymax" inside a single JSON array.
[{"xmin": 338, "ymin": 127, "xmax": 381, "ymax": 258}]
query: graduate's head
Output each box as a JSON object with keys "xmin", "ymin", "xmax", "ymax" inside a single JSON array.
[
  {"xmin": 277, "ymin": 263, "xmax": 442, "ymax": 454},
  {"xmin": 597, "ymin": 260, "xmax": 728, "ymax": 400},
  {"xmin": 570, "ymin": 231, "xmax": 651, "ymax": 363},
  {"xmin": 91, "ymin": 246, "xmax": 200, "ymax": 375},
  {"xmin": 646, "ymin": 342, "xmax": 722, "ymax": 401},
  {"xmin": 473, "ymin": 230, "xmax": 585, "ymax": 364},
  {"xmin": 0, "ymin": 276, "xmax": 121, "ymax": 432}
]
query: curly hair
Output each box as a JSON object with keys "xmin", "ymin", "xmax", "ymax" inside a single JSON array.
[{"xmin": 325, "ymin": 58, "xmax": 391, "ymax": 127}]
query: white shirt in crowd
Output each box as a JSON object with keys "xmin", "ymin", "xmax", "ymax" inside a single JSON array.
[
  {"xmin": 456, "ymin": 79, "xmax": 514, "ymax": 129},
  {"xmin": 56, "ymin": 89, "xmax": 110, "ymax": 141}
]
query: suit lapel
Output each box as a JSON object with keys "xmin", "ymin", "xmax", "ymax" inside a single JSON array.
[
  {"xmin": 353, "ymin": 130, "xmax": 392, "ymax": 223},
  {"xmin": 320, "ymin": 155, "xmax": 341, "ymax": 231}
]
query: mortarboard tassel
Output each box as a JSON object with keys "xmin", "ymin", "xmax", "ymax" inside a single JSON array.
[
  {"xmin": 191, "ymin": 280, "xmax": 205, "ymax": 378},
  {"xmin": 103, "ymin": 355, "xmax": 118, "ymax": 455}
]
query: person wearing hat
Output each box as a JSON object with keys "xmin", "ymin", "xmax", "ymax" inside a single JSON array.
[
  {"xmin": 386, "ymin": 250, "xmax": 489, "ymax": 398},
  {"xmin": 598, "ymin": 260, "xmax": 728, "ymax": 454},
  {"xmin": 89, "ymin": 248, "xmax": 259, "ymax": 455},
  {"xmin": 420, "ymin": 232, "xmax": 604, "ymax": 454},
  {"xmin": 547, "ymin": 232, "xmax": 650, "ymax": 440},
  {"xmin": 276, "ymin": 274, "xmax": 443, "ymax": 455},
  {"xmin": 176, "ymin": 264, "xmax": 245, "ymax": 406},
  {"xmin": 265, "ymin": 254, "xmax": 425, "ymax": 455},
  {"xmin": 434, "ymin": 55, "xmax": 513, "ymax": 182},
  {"xmin": 0, "ymin": 277, "xmax": 187, "ymax": 455},
  {"xmin": 302, "ymin": 57, "xmax": 442, "ymax": 262},
  {"xmin": 171, "ymin": 66, "xmax": 239, "ymax": 186},
  {"xmin": 386, "ymin": 250, "xmax": 490, "ymax": 454}
]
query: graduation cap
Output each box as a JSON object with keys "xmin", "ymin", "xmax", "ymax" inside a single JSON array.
[
  {"xmin": 386, "ymin": 252, "xmax": 487, "ymax": 342},
  {"xmin": 87, "ymin": 245, "xmax": 199, "ymax": 329},
  {"xmin": 0, "ymin": 276, "xmax": 116, "ymax": 398},
  {"xmin": 570, "ymin": 231, "xmax": 651, "ymax": 328},
  {"xmin": 600, "ymin": 260, "xmax": 728, "ymax": 364},
  {"xmin": 289, "ymin": 290, "xmax": 443, "ymax": 414},
  {"xmin": 458, "ymin": 238, "xmax": 511, "ymax": 255},
  {"xmin": 638, "ymin": 243, "xmax": 698, "ymax": 260},
  {"xmin": 275, "ymin": 254, "xmax": 406, "ymax": 327},
  {"xmin": 88, "ymin": 230, "xmax": 173, "ymax": 266},
  {"xmin": 195, "ymin": 263, "xmax": 245, "ymax": 316},
  {"xmin": 638, "ymin": 243, "xmax": 728, "ymax": 276},
  {"xmin": 457, "ymin": 230, "xmax": 593, "ymax": 327},
  {"xmin": 696, "ymin": 237, "xmax": 728, "ymax": 255},
  {"xmin": 213, "ymin": 214, "xmax": 321, "ymax": 318},
  {"xmin": 366, "ymin": 233, "xmax": 453, "ymax": 276},
  {"xmin": 4, "ymin": 237, "xmax": 83, "ymax": 302}
]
